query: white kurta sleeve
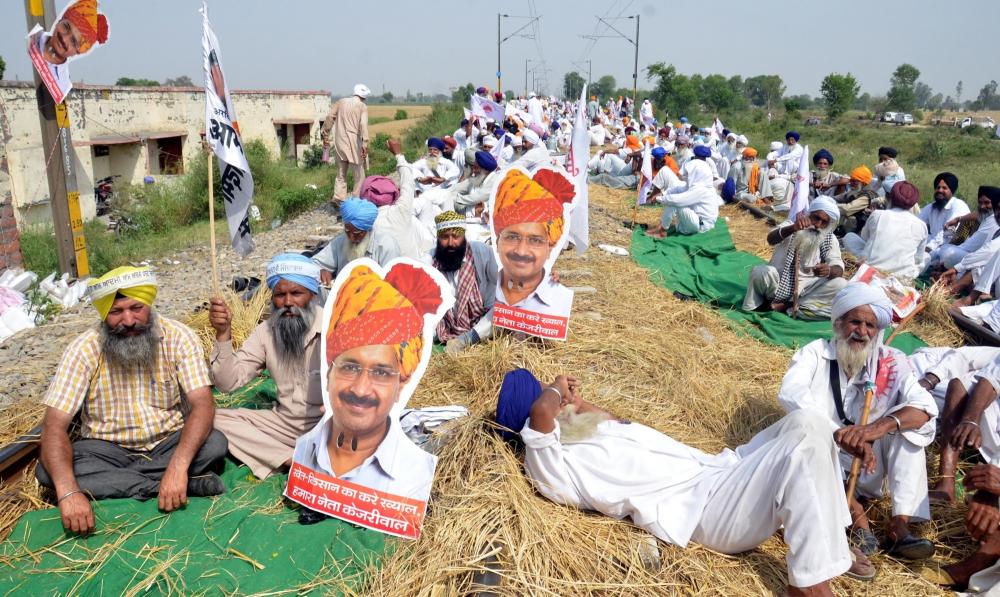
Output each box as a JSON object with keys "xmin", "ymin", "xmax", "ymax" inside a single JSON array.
[
  {"xmin": 777, "ymin": 344, "xmax": 827, "ymax": 415},
  {"xmin": 310, "ymin": 235, "xmax": 342, "ymax": 273},
  {"xmin": 886, "ymin": 373, "xmax": 938, "ymax": 447},
  {"xmin": 521, "ymin": 421, "xmax": 584, "ymax": 509}
]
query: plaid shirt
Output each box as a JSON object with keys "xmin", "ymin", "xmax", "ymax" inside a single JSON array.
[{"xmin": 43, "ymin": 317, "xmax": 212, "ymax": 451}]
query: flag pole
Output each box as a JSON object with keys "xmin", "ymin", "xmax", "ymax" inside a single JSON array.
[{"xmin": 208, "ymin": 150, "xmax": 221, "ymax": 297}]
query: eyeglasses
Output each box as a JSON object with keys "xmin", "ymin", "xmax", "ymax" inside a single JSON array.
[
  {"xmin": 499, "ymin": 231, "xmax": 548, "ymax": 247},
  {"xmin": 332, "ymin": 362, "xmax": 400, "ymax": 384}
]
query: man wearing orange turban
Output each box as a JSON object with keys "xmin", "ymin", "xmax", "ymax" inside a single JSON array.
[
  {"xmin": 292, "ymin": 260, "xmax": 447, "ymax": 522},
  {"xmin": 43, "ymin": 0, "xmax": 109, "ymax": 65},
  {"xmin": 833, "ymin": 165, "xmax": 879, "ymax": 235},
  {"xmin": 730, "ymin": 147, "xmax": 773, "ymax": 204},
  {"xmin": 491, "ymin": 168, "xmax": 575, "ymax": 319}
]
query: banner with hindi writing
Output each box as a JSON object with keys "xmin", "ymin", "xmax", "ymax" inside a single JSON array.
[{"xmin": 201, "ymin": 2, "xmax": 254, "ymax": 257}]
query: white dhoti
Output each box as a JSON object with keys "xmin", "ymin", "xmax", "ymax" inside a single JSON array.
[
  {"xmin": 842, "ymin": 232, "xmax": 866, "ymax": 256},
  {"xmin": 214, "ymin": 408, "xmax": 320, "ymax": 479},
  {"xmin": 838, "ymin": 431, "xmax": 930, "ymax": 521},
  {"xmin": 660, "ymin": 205, "xmax": 702, "ymax": 234},
  {"xmin": 741, "ymin": 265, "xmax": 847, "ymax": 319},
  {"xmin": 692, "ymin": 410, "xmax": 852, "ymax": 588},
  {"xmin": 937, "ymin": 245, "xmax": 969, "ymax": 269}
]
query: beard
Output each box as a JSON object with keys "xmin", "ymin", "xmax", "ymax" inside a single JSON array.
[
  {"xmin": 555, "ymin": 404, "xmax": 612, "ymax": 443},
  {"xmin": 793, "ymin": 220, "xmax": 836, "ymax": 263},
  {"xmin": 268, "ymin": 300, "xmax": 317, "ymax": 369},
  {"xmin": 980, "ymin": 208, "xmax": 992, "ymax": 223},
  {"xmin": 426, "ymin": 156, "xmax": 440, "ymax": 170},
  {"xmin": 434, "ymin": 238, "xmax": 467, "ymax": 273},
  {"xmin": 833, "ymin": 327, "xmax": 876, "ymax": 378},
  {"xmin": 101, "ymin": 309, "xmax": 159, "ymax": 369},
  {"xmin": 933, "ymin": 192, "xmax": 949, "ymax": 208}
]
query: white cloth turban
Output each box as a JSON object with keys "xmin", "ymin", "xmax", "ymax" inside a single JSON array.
[
  {"xmin": 353, "ymin": 83, "xmax": 371, "ymax": 98},
  {"xmin": 831, "ymin": 282, "xmax": 893, "ymax": 329}
]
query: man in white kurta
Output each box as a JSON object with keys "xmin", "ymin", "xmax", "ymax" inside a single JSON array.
[
  {"xmin": 843, "ymin": 181, "xmax": 928, "ymax": 280},
  {"xmin": 919, "ymin": 174, "xmax": 968, "ymax": 254},
  {"xmin": 934, "ymin": 192, "xmax": 998, "ymax": 269},
  {"xmin": 497, "ymin": 369, "xmax": 862, "ymax": 592},
  {"xmin": 509, "ymin": 129, "xmax": 552, "ymax": 174},
  {"xmin": 645, "ymin": 147, "xmax": 720, "ymax": 237},
  {"xmin": 775, "ymin": 131, "xmax": 804, "ymax": 175},
  {"xmin": 778, "ymin": 283, "xmax": 938, "ymax": 561},
  {"xmin": 743, "ymin": 198, "xmax": 847, "ymax": 320}
]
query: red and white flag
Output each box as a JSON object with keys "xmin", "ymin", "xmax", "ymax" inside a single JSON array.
[
  {"xmin": 788, "ymin": 144, "xmax": 810, "ymax": 220},
  {"xmin": 470, "ymin": 94, "xmax": 506, "ymax": 121}
]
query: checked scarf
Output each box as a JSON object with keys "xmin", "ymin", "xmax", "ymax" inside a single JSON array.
[{"xmin": 435, "ymin": 245, "xmax": 488, "ymax": 340}]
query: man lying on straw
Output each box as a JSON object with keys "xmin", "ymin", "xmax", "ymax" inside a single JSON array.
[
  {"xmin": 208, "ymin": 253, "xmax": 324, "ymax": 479},
  {"xmin": 918, "ymin": 353, "xmax": 1000, "ymax": 592},
  {"xmin": 37, "ymin": 266, "xmax": 228, "ymax": 534},
  {"xmin": 743, "ymin": 197, "xmax": 847, "ymax": 320},
  {"xmin": 778, "ymin": 283, "xmax": 938, "ymax": 562},
  {"xmin": 496, "ymin": 369, "xmax": 875, "ymax": 596}
]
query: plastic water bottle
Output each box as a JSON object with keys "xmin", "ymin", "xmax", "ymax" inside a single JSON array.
[{"xmin": 321, "ymin": 147, "xmax": 330, "ymax": 163}]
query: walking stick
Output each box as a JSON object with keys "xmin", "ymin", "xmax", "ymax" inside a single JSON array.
[{"xmin": 846, "ymin": 383, "xmax": 875, "ymax": 503}]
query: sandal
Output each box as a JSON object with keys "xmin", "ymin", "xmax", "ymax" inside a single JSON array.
[
  {"xmin": 885, "ymin": 534, "xmax": 935, "ymax": 561},
  {"xmin": 844, "ymin": 546, "xmax": 877, "ymax": 581},
  {"xmin": 849, "ymin": 527, "xmax": 879, "ymax": 557}
]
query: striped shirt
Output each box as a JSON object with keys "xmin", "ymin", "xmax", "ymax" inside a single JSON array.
[{"xmin": 43, "ymin": 317, "xmax": 212, "ymax": 451}]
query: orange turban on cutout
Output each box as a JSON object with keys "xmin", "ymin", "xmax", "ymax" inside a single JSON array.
[
  {"xmin": 62, "ymin": 0, "xmax": 109, "ymax": 53},
  {"xmin": 493, "ymin": 169, "xmax": 576, "ymax": 244},
  {"xmin": 325, "ymin": 263, "xmax": 443, "ymax": 377}
]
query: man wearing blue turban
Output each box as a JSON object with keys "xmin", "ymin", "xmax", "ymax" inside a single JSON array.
[
  {"xmin": 413, "ymin": 137, "xmax": 461, "ymax": 194},
  {"xmin": 496, "ymin": 367, "xmax": 876, "ymax": 592},
  {"xmin": 774, "ymin": 130, "xmax": 804, "ymax": 176},
  {"xmin": 209, "ymin": 252, "xmax": 326, "ymax": 479},
  {"xmin": 311, "ymin": 197, "xmax": 401, "ymax": 283},
  {"xmin": 778, "ymin": 282, "xmax": 939, "ymax": 564},
  {"xmin": 810, "ymin": 148, "xmax": 845, "ymax": 199},
  {"xmin": 743, "ymin": 197, "xmax": 847, "ymax": 320},
  {"xmin": 453, "ymin": 150, "xmax": 502, "ymax": 218}
]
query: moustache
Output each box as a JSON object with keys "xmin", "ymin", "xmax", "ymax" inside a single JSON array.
[
  {"xmin": 934, "ymin": 192, "xmax": 947, "ymax": 201},
  {"xmin": 109, "ymin": 321, "xmax": 153, "ymax": 337},
  {"xmin": 338, "ymin": 391, "xmax": 380, "ymax": 409},
  {"xmin": 504, "ymin": 251, "xmax": 536, "ymax": 264},
  {"xmin": 276, "ymin": 306, "xmax": 302, "ymax": 317},
  {"xmin": 848, "ymin": 332, "xmax": 869, "ymax": 343}
]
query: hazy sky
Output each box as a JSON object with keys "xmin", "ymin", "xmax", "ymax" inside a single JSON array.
[{"xmin": 1, "ymin": 0, "xmax": 996, "ymax": 101}]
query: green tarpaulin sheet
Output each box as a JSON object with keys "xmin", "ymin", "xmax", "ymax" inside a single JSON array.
[
  {"xmin": 630, "ymin": 223, "xmax": 926, "ymax": 354},
  {"xmin": 0, "ymin": 376, "xmax": 391, "ymax": 596}
]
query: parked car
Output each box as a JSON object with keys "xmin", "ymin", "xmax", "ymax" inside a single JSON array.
[
  {"xmin": 881, "ymin": 111, "xmax": 898, "ymax": 123},
  {"xmin": 804, "ymin": 117, "xmax": 821, "ymax": 126},
  {"xmin": 960, "ymin": 116, "xmax": 997, "ymax": 129},
  {"xmin": 894, "ymin": 113, "xmax": 914, "ymax": 125}
]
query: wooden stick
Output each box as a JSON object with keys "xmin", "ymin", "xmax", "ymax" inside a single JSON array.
[
  {"xmin": 885, "ymin": 302, "xmax": 927, "ymax": 346},
  {"xmin": 846, "ymin": 385, "xmax": 875, "ymax": 502},
  {"xmin": 207, "ymin": 152, "xmax": 221, "ymax": 297}
]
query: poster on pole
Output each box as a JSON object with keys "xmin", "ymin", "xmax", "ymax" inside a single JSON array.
[
  {"xmin": 201, "ymin": 2, "xmax": 254, "ymax": 257},
  {"xmin": 26, "ymin": 0, "xmax": 110, "ymax": 105},
  {"xmin": 286, "ymin": 258, "xmax": 452, "ymax": 539}
]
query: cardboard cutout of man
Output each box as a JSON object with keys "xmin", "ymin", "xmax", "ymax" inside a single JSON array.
[
  {"xmin": 286, "ymin": 259, "xmax": 452, "ymax": 539},
  {"xmin": 489, "ymin": 167, "xmax": 577, "ymax": 340},
  {"xmin": 27, "ymin": 0, "xmax": 109, "ymax": 104}
]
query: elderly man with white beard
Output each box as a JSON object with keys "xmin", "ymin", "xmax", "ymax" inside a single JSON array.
[
  {"xmin": 743, "ymin": 197, "xmax": 847, "ymax": 320},
  {"xmin": 778, "ymin": 283, "xmax": 939, "ymax": 563},
  {"xmin": 208, "ymin": 253, "xmax": 325, "ymax": 479},
  {"xmin": 498, "ymin": 367, "xmax": 877, "ymax": 595}
]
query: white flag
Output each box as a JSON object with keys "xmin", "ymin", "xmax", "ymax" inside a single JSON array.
[
  {"xmin": 712, "ymin": 117, "xmax": 725, "ymax": 140},
  {"xmin": 637, "ymin": 141, "xmax": 653, "ymax": 206},
  {"xmin": 788, "ymin": 144, "xmax": 810, "ymax": 220},
  {"xmin": 202, "ymin": 3, "xmax": 254, "ymax": 257},
  {"xmin": 470, "ymin": 94, "xmax": 506, "ymax": 122},
  {"xmin": 567, "ymin": 85, "xmax": 590, "ymax": 255}
]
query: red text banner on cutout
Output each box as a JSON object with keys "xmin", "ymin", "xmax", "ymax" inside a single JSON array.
[
  {"xmin": 284, "ymin": 461, "xmax": 426, "ymax": 540},
  {"xmin": 493, "ymin": 303, "xmax": 569, "ymax": 340}
]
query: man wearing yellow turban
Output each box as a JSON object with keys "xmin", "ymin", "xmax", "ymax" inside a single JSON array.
[
  {"xmin": 36, "ymin": 266, "xmax": 227, "ymax": 535},
  {"xmin": 291, "ymin": 259, "xmax": 448, "ymax": 524},
  {"xmin": 490, "ymin": 168, "xmax": 575, "ymax": 323}
]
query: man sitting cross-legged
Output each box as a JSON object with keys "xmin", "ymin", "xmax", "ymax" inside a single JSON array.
[
  {"xmin": 209, "ymin": 253, "xmax": 325, "ymax": 479},
  {"xmin": 497, "ymin": 368, "xmax": 875, "ymax": 596},
  {"xmin": 36, "ymin": 266, "xmax": 227, "ymax": 535}
]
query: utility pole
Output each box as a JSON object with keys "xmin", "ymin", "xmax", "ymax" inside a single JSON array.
[
  {"xmin": 589, "ymin": 15, "xmax": 641, "ymax": 117},
  {"xmin": 23, "ymin": 0, "xmax": 88, "ymax": 277},
  {"xmin": 498, "ymin": 13, "xmax": 540, "ymax": 97},
  {"xmin": 496, "ymin": 13, "xmax": 501, "ymax": 93}
]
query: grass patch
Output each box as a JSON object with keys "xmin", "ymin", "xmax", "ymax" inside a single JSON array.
[{"xmin": 368, "ymin": 116, "xmax": 391, "ymax": 126}]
